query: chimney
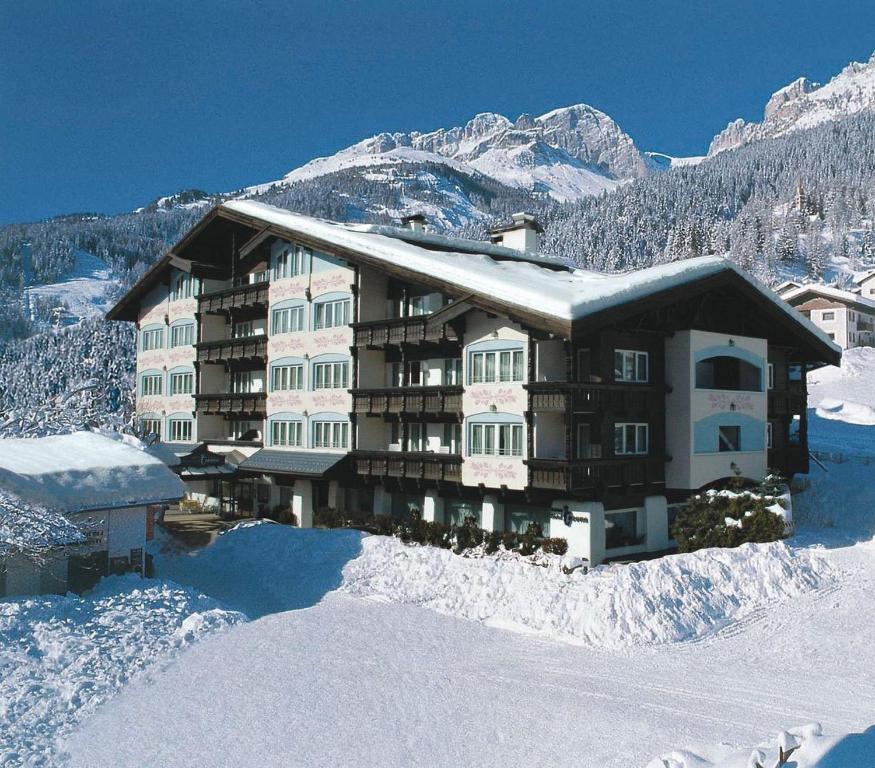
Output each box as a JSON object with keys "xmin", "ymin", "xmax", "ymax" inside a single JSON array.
[
  {"xmin": 401, "ymin": 213, "xmax": 427, "ymax": 232},
  {"xmin": 488, "ymin": 212, "xmax": 544, "ymax": 253}
]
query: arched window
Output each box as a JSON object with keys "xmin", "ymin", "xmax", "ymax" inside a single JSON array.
[{"xmin": 695, "ymin": 356, "xmax": 761, "ymax": 391}]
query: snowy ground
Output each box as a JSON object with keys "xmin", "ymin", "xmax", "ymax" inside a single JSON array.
[
  {"xmin": 3, "ymin": 355, "xmax": 875, "ymax": 767},
  {"xmin": 25, "ymin": 250, "xmax": 114, "ymax": 323}
]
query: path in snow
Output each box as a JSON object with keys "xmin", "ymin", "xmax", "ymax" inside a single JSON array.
[{"xmin": 63, "ymin": 538, "xmax": 875, "ymax": 767}]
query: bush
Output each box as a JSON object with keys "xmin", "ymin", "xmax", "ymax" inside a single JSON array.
[
  {"xmin": 672, "ymin": 475, "xmax": 788, "ymax": 553},
  {"xmin": 541, "ymin": 538, "xmax": 569, "ymax": 556}
]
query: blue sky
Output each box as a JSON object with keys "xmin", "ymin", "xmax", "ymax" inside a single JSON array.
[{"xmin": 1, "ymin": 0, "xmax": 874, "ymax": 225}]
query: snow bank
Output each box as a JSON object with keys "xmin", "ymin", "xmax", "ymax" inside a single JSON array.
[
  {"xmin": 646, "ymin": 722, "xmax": 875, "ymax": 767},
  {"xmin": 0, "ymin": 576, "xmax": 243, "ymax": 766},
  {"xmin": 341, "ymin": 537, "xmax": 832, "ymax": 648},
  {"xmin": 153, "ymin": 520, "xmax": 365, "ymax": 618},
  {"xmin": 161, "ymin": 522, "xmax": 832, "ymax": 649},
  {"xmin": 808, "ymin": 346, "xmax": 875, "ymax": 425},
  {"xmin": 815, "ymin": 397, "xmax": 875, "ymax": 426}
]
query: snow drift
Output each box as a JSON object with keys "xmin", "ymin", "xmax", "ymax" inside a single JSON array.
[
  {"xmin": 0, "ymin": 576, "xmax": 243, "ymax": 767},
  {"xmin": 157, "ymin": 522, "xmax": 833, "ymax": 649}
]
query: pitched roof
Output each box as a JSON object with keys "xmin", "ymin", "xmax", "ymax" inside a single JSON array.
[
  {"xmin": 107, "ymin": 200, "xmax": 841, "ymax": 364},
  {"xmin": 237, "ymin": 449, "xmax": 346, "ymax": 477},
  {"xmin": 781, "ymin": 283, "xmax": 875, "ymax": 313},
  {"xmin": 0, "ymin": 432, "xmax": 185, "ymax": 514}
]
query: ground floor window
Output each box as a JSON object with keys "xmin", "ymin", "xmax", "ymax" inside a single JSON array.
[
  {"xmin": 391, "ymin": 494, "xmax": 423, "ymax": 520},
  {"xmin": 605, "ymin": 509, "xmax": 642, "ymax": 549},
  {"xmin": 666, "ymin": 504, "xmax": 683, "ymax": 541},
  {"xmin": 446, "ymin": 499, "xmax": 479, "ymax": 527},
  {"xmin": 505, "ymin": 505, "xmax": 552, "ymax": 537},
  {"xmin": 141, "ymin": 418, "xmax": 161, "ymax": 440}
]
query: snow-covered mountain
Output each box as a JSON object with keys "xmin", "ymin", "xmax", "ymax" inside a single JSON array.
[
  {"xmin": 246, "ymin": 104, "xmax": 650, "ymax": 206},
  {"xmin": 709, "ymin": 51, "xmax": 875, "ymax": 155}
]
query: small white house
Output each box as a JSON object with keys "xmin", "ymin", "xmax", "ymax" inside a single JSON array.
[{"xmin": 0, "ymin": 431, "xmax": 184, "ymax": 597}]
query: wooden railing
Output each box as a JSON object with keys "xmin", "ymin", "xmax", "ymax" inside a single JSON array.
[
  {"xmin": 352, "ymin": 450, "xmax": 463, "ymax": 483},
  {"xmin": 525, "ymin": 456, "xmax": 664, "ymax": 493},
  {"xmin": 525, "ymin": 382, "xmax": 660, "ymax": 414},
  {"xmin": 351, "ymin": 316, "xmax": 460, "ymax": 348},
  {"xmin": 194, "ymin": 392, "xmax": 267, "ymax": 416},
  {"xmin": 351, "ymin": 386, "xmax": 463, "ymax": 418},
  {"xmin": 196, "ymin": 335, "xmax": 267, "ymax": 363},
  {"xmin": 198, "ymin": 283, "xmax": 269, "ymax": 314}
]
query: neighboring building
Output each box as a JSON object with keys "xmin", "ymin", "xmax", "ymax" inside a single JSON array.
[
  {"xmin": 0, "ymin": 432, "xmax": 183, "ymax": 597},
  {"xmin": 853, "ymin": 269, "xmax": 875, "ymax": 299},
  {"xmin": 779, "ymin": 283, "xmax": 875, "ymax": 349},
  {"xmin": 107, "ymin": 202, "xmax": 838, "ymax": 565}
]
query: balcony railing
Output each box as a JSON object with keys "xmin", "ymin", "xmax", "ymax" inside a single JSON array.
[
  {"xmin": 196, "ymin": 335, "xmax": 267, "ymax": 363},
  {"xmin": 351, "ymin": 386, "xmax": 463, "ymax": 418},
  {"xmin": 352, "ymin": 316, "xmax": 460, "ymax": 348},
  {"xmin": 194, "ymin": 392, "xmax": 267, "ymax": 416},
  {"xmin": 352, "ymin": 450, "xmax": 462, "ymax": 483},
  {"xmin": 526, "ymin": 456, "xmax": 664, "ymax": 493},
  {"xmin": 525, "ymin": 382, "xmax": 660, "ymax": 414},
  {"xmin": 198, "ymin": 283, "xmax": 269, "ymax": 314}
]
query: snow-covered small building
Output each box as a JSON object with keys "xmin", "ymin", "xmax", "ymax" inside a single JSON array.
[
  {"xmin": 0, "ymin": 432, "xmax": 184, "ymax": 597},
  {"xmin": 853, "ymin": 269, "xmax": 875, "ymax": 299},
  {"xmin": 780, "ymin": 283, "xmax": 875, "ymax": 349}
]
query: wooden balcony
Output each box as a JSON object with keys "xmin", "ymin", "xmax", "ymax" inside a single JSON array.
[
  {"xmin": 526, "ymin": 456, "xmax": 664, "ymax": 493},
  {"xmin": 196, "ymin": 335, "xmax": 267, "ymax": 363},
  {"xmin": 767, "ymin": 390, "xmax": 807, "ymax": 416},
  {"xmin": 351, "ymin": 386, "xmax": 463, "ymax": 419},
  {"xmin": 198, "ymin": 283, "xmax": 269, "ymax": 314},
  {"xmin": 352, "ymin": 450, "xmax": 462, "ymax": 483},
  {"xmin": 352, "ymin": 316, "xmax": 460, "ymax": 348},
  {"xmin": 194, "ymin": 392, "xmax": 267, "ymax": 416},
  {"xmin": 525, "ymin": 382, "xmax": 660, "ymax": 414}
]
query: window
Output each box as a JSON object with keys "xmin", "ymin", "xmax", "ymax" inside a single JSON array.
[
  {"xmin": 275, "ymin": 245, "xmax": 307, "ymax": 279},
  {"xmin": 577, "ymin": 348, "xmax": 592, "ymax": 381},
  {"xmin": 443, "ymin": 358, "xmax": 463, "ymax": 385},
  {"xmin": 408, "ymin": 360, "xmax": 422, "ymax": 386},
  {"xmin": 271, "ymin": 364, "xmax": 303, "ymax": 391},
  {"xmin": 850, "ymin": 311, "xmax": 856, "ymax": 321},
  {"xmin": 170, "ymin": 323, "xmax": 194, "ymax": 347},
  {"xmin": 406, "ymin": 423, "xmax": 426, "ymax": 452},
  {"xmin": 614, "ymin": 423, "xmax": 648, "ymax": 455},
  {"xmin": 231, "ymin": 371, "xmax": 255, "ymax": 393},
  {"xmin": 232, "ymin": 321, "xmax": 255, "ymax": 339},
  {"xmin": 408, "ymin": 295, "xmax": 427, "ymax": 316},
  {"xmin": 606, "ymin": 510, "xmax": 641, "ymax": 549},
  {"xmin": 249, "ymin": 270, "xmax": 268, "ymax": 284},
  {"xmin": 695, "ymin": 356, "xmax": 761, "ymax": 391},
  {"xmin": 667, "ymin": 504, "xmax": 683, "ymax": 541},
  {"xmin": 577, "ymin": 423, "xmax": 601, "ymax": 459},
  {"xmin": 314, "ymin": 298, "xmax": 351, "ymax": 329},
  {"xmin": 171, "ymin": 273, "xmax": 198, "ymax": 301},
  {"xmin": 718, "ymin": 425, "xmax": 741, "ymax": 452},
  {"xmin": 313, "ymin": 361, "xmax": 349, "ymax": 389},
  {"xmin": 469, "ymin": 348, "xmax": 524, "ymax": 384},
  {"xmin": 821, "ymin": 311, "xmax": 835, "ymax": 321},
  {"xmin": 469, "ymin": 423, "xmax": 523, "ymax": 456},
  {"xmin": 272, "ymin": 306, "xmax": 304, "ymax": 334},
  {"xmin": 141, "ymin": 418, "xmax": 161, "ymax": 439},
  {"xmin": 788, "ymin": 363, "xmax": 803, "ymax": 382},
  {"xmin": 614, "ymin": 350, "xmax": 649, "ymax": 383},
  {"xmin": 767, "ymin": 363, "xmax": 775, "ymax": 390},
  {"xmin": 313, "ymin": 421, "xmax": 349, "ymax": 449},
  {"xmin": 170, "ymin": 372, "xmax": 194, "ymax": 395},
  {"xmin": 169, "ymin": 419, "xmax": 192, "ymax": 442},
  {"xmin": 230, "ymin": 420, "xmax": 259, "ymax": 441},
  {"xmin": 442, "ymin": 423, "xmax": 462, "ymax": 453},
  {"xmin": 141, "ymin": 328, "xmax": 163, "ymax": 351},
  {"xmin": 766, "ymin": 422, "xmax": 773, "ymax": 449},
  {"xmin": 141, "ymin": 374, "xmax": 162, "ymax": 396},
  {"xmin": 271, "ymin": 420, "xmax": 302, "ymax": 447}
]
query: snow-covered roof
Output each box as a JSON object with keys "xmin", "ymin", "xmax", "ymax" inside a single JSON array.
[
  {"xmin": 781, "ymin": 283, "xmax": 875, "ymax": 312},
  {"xmin": 853, "ymin": 268, "xmax": 875, "ymax": 285},
  {"xmin": 221, "ymin": 200, "xmax": 839, "ymax": 354},
  {"xmin": 0, "ymin": 432, "xmax": 184, "ymax": 514},
  {"xmin": 0, "ymin": 487, "xmax": 85, "ymax": 555}
]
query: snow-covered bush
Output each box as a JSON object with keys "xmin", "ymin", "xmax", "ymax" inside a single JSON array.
[{"xmin": 672, "ymin": 474, "xmax": 788, "ymax": 553}]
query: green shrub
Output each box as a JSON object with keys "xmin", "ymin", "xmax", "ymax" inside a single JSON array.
[
  {"xmin": 672, "ymin": 475, "xmax": 787, "ymax": 553},
  {"xmin": 517, "ymin": 534, "xmax": 537, "ymax": 556},
  {"xmin": 484, "ymin": 531, "xmax": 502, "ymax": 555}
]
